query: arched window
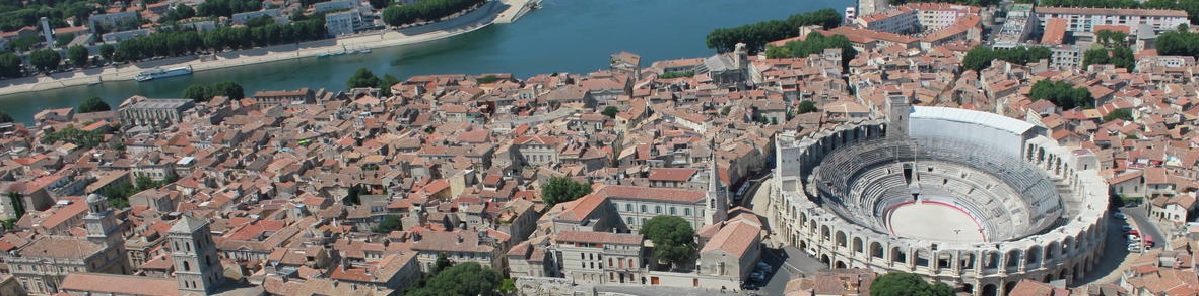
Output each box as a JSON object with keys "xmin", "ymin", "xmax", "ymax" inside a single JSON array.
[{"xmin": 183, "ymin": 261, "xmax": 191, "ymax": 271}]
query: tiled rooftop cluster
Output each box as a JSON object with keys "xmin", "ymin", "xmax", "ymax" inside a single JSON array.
[{"xmin": 2, "ymin": 2, "xmax": 1199, "ymax": 295}]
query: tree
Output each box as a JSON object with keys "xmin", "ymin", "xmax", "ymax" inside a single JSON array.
[
  {"xmin": 347, "ymin": 68, "xmax": 380, "ymax": 89},
  {"xmin": 41, "ymin": 125, "xmax": 104, "ymax": 150},
  {"xmin": 369, "ymin": 0, "xmax": 389, "ymax": 9},
  {"xmin": 541, "ymin": 177, "xmax": 592, "ymax": 207},
  {"xmin": 641, "ymin": 216, "xmax": 696, "ymax": 271},
  {"xmin": 29, "ymin": 49, "xmax": 61, "ymax": 73},
  {"xmin": 602, "ymin": 106, "xmax": 619, "ymax": 118},
  {"xmin": 99, "ymin": 44, "xmax": 116, "ymax": 62},
  {"xmin": 0, "ymin": 53, "xmax": 20, "ymax": 78},
  {"xmin": 408, "ymin": 262, "xmax": 503, "ymax": 296},
  {"xmin": 183, "ymin": 84, "xmax": 209, "ymax": 101},
  {"xmin": 7, "ymin": 191, "xmax": 24, "ymax": 217},
  {"xmin": 382, "ymin": 0, "xmax": 487, "ymax": 27},
  {"xmin": 209, "ymin": 81, "xmax": 246, "ymax": 99},
  {"xmin": 135, "ymin": 173, "xmax": 156, "ymax": 191},
  {"xmin": 961, "ymin": 46, "xmax": 1053, "ymax": 72},
  {"xmin": 343, "ymin": 184, "xmax": 364, "ymax": 205},
  {"xmin": 373, "ymin": 215, "xmax": 404, "ymax": 233},
  {"xmin": 1030, "ymin": 80, "xmax": 1093, "ymax": 109},
  {"xmin": 433, "ymin": 253, "xmax": 453, "ymax": 274},
  {"xmin": 379, "ymin": 74, "xmax": 401, "ymax": 96},
  {"xmin": 182, "ymin": 81, "xmax": 245, "ymax": 101},
  {"xmin": 870, "ymin": 272, "xmax": 954, "ymax": 296},
  {"xmin": 797, "ymin": 100, "xmax": 818, "ymax": 114},
  {"xmin": 764, "ymin": 32, "xmax": 857, "ymax": 70},
  {"xmin": 67, "ymin": 45, "xmax": 89, "ymax": 68},
  {"xmin": 498, "ymin": 278, "xmax": 516, "ymax": 294},
  {"xmin": 0, "ymin": 111, "xmax": 12, "ymax": 123},
  {"xmin": 1104, "ymin": 109, "xmax": 1133, "ymax": 121},
  {"xmin": 102, "ymin": 181, "xmax": 135, "ymax": 209},
  {"xmin": 77, "ymin": 96, "xmax": 112, "ymax": 113},
  {"xmin": 706, "ymin": 9, "xmax": 842, "ymax": 53}
]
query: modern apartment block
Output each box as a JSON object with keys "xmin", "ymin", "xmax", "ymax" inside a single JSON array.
[{"xmin": 1034, "ymin": 7, "xmax": 1189, "ymax": 35}]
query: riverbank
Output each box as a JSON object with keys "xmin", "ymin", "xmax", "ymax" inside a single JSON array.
[
  {"xmin": 0, "ymin": 0, "xmax": 512, "ymax": 97},
  {"xmin": 495, "ymin": 0, "xmax": 539, "ymax": 23}
]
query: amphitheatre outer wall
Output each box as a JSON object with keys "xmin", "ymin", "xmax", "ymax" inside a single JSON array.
[{"xmin": 770, "ymin": 105, "xmax": 1110, "ymax": 296}]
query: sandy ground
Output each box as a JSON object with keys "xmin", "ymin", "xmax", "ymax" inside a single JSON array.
[
  {"xmin": 888, "ymin": 201, "xmax": 986, "ymax": 243},
  {"xmin": 0, "ymin": 0, "xmax": 530, "ymax": 96}
]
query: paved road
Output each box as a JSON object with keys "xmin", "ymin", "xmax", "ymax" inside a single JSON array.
[
  {"xmin": 1074, "ymin": 216, "xmax": 1134, "ymax": 285},
  {"xmin": 749, "ymin": 246, "xmax": 829, "ymax": 295},
  {"xmin": 595, "ymin": 285, "xmax": 739, "ymax": 296},
  {"xmin": 1124, "ymin": 206, "xmax": 1166, "ymax": 251}
]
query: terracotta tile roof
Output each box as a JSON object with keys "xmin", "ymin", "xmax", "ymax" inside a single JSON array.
[
  {"xmin": 1042, "ymin": 18, "xmax": 1067, "ymax": 45},
  {"xmin": 17, "ymin": 236, "xmax": 104, "ymax": 259},
  {"xmin": 647, "ymin": 168, "xmax": 697, "ymax": 182},
  {"xmin": 557, "ymin": 230, "xmax": 643, "ymax": 246},
  {"xmin": 700, "ymin": 220, "xmax": 760, "ymax": 257},
  {"xmin": 596, "ymin": 185, "xmax": 707, "ymax": 204},
  {"xmin": 61, "ymin": 273, "xmax": 179, "ymax": 296}
]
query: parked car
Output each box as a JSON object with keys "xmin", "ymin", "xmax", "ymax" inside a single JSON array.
[
  {"xmin": 1128, "ymin": 229, "xmax": 1140, "ymax": 236},
  {"xmin": 750, "ymin": 271, "xmax": 765, "ymax": 282},
  {"xmin": 1121, "ymin": 225, "xmax": 1134, "ymax": 232},
  {"xmin": 1115, "ymin": 212, "xmax": 1127, "ymax": 220},
  {"xmin": 1127, "ymin": 244, "xmax": 1140, "ymax": 252}
]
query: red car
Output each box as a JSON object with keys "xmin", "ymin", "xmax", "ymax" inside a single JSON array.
[{"xmin": 1128, "ymin": 230, "xmax": 1140, "ymax": 236}]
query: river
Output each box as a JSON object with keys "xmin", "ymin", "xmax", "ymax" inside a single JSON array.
[{"xmin": 0, "ymin": 0, "xmax": 852, "ymax": 123}]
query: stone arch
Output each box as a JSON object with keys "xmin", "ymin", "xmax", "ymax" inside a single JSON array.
[
  {"xmin": 835, "ymin": 260, "xmax": 847, "ymax": 269},
  {"xmin": 891, "ymin": 246, "xmax": 907, "ymax": 263},
  {"xmin": 808, "ymin": 220, "xmax": 817, "ymax": 235},
  {"xmin": 821, "ymin": 225, "xmax": 831, "ymax": 241},
  {"xmin": 1073, "ymin": 262, "xmax": 1082, "ymax": 280},
  {"xmin": 984, "ymin": 251, "xmax": 1000, "ymax": 269},
  {"xmin": 1005, "ymin": 250, "xmax": 1020, "ymax": 269},
  {"xmin": 1059, "ymin": 268, "xmax": 1069, "ymax": 280},
  {"xmin": 962, "ymin": 284, "xmax": 975, "ymax": 295},
  {"xmin": 1045, "ymin": 241, "xmax": 1060, "ymax": 261},
  {"xmin": 836, "ymin": 231, "xmax": 848, "ymax": 248},
  {"xmin": 1064, "ymin": 236, "xmax": 1076, "ymax": 253},
  {"xmin": 982, "ymin": 284, "xmax": 998, "ymax": 296},
  {"xmin": 960, "ymin": 252, "xmax": 976, "ymax": 270},
  {"xmin": 852, "ymin": 237, "xmax": 864, "ymax": 254},
  {"xmin": 1043, "ymin": 274, "xmax": 1052, "ymax": 282},
  {"xmin": 820, "ymin": 254, "xmax": 831, "ymax": 267},
  {"xmin": 914, "ymin": 249, "xmax": 930, "ymax": 267},
  {"xmin": 1026, "ymin": 246, "xmax": 1042, "ymax": 266},
  {"xmin": 870, "ymin": 241, "xmax": 884, "ymax": 259},
  {"xmin": 799, "ymin": 240, "xmax": 808, "ymax": 251},
  {"xmin": 1004, "ymin": 282, "xmax": 1017, "ymax": 295}
]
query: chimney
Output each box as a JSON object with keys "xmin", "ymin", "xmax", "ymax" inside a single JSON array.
[{"xmin": 456, "ymin": 235, "xmax": 463, "ymax": 244}]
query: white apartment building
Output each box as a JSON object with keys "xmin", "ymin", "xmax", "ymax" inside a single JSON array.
[
  {"xmin": 554, "ymin": 231, "xmax": 644, "ymax": 285},
  {"xmin": 855, "ymin": 6, "xmax": 919, "ymax": 34},
  {"xmin": 1034, "ymin": 7, "xmax": 1190, "ymax": 35},
  {"xmin": 325, "ymin": 11, "xmax": 362, "ymax": 37},
  {"xmin": 911, "ymin": 3, "xmax": 980, "ymax": 31}
]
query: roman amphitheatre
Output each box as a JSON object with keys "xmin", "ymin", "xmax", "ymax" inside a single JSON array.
[{"xmin": 771, "ymin": 96, "xmax": 1110, "ymax": 296}]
